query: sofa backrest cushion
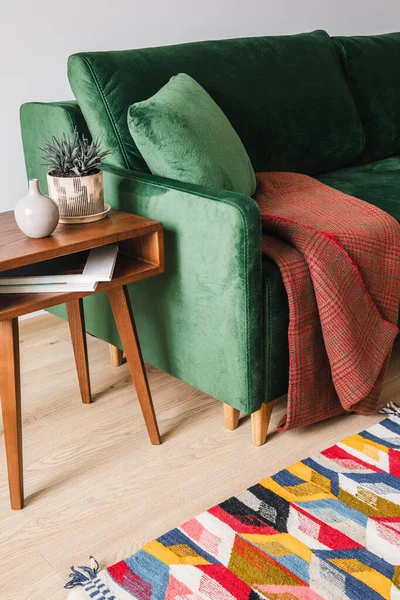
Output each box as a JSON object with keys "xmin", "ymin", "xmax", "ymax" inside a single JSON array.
[
  {"xmin": 68, "ymin": 30, "xmax": 365, "ymax": 177},
  {"xmin": 334, "ymin": 33, "xmax": 400, "ymax": 164}
]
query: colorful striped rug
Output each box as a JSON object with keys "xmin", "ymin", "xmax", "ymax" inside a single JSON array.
[{"xmin": 67, "ymin": 410, "xmax": 400, "ymax": 600}]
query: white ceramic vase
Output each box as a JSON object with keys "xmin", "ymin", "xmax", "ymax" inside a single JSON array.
[{"xmin": 14, "ymin": 179, "xmax": 59, "ymax": 238}]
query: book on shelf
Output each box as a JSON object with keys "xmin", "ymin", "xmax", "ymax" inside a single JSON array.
[
  {"xmin": 0, "ymin": 244, "xmax": 118, "ymax": 293},
  {"xmin": 0, "ymin": 282, "xmax": 98, "ymax": 293}
]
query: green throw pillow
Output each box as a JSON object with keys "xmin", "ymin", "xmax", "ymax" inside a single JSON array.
[{"xmin": 127, "ymin": 73, "xmax": 256, "ymax": 196}]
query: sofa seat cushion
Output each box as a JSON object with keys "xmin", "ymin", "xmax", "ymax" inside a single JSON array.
[
  {"xmin": 68, "ymin": 30, "xmax": 364, "ymax": 176},
  {"xmin": 334, "ymin": 33, "xmax": 400, "ymax": 164},
  {"xmin": 317, "ymin": 156, "xmax": 400, "ymax": 222}
]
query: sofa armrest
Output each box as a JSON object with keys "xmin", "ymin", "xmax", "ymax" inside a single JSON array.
[
  {"xmin": 20, "ymin": 100, "xmax": 263, "ymax": 413},
  {"xmin": 102, "ymin": 164, "xmax": 263, "ymax": 414},
  {"xmin": 20, "ymin": 101, "xmax": 91, "ymax": 194}
]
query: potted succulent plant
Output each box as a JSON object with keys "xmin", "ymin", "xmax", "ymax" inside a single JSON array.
[{"xmin": 42, "ymin": 130, "xmax": 110, "ymax": 220}]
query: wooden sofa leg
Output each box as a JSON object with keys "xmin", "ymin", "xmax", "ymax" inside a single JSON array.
[
  {"xmin": 251, "ymin": 401, "xmax": 274, "ymax": 446},
  {"xmin": 223, "ymin": 404, "xmax": 240, "ymax": 430},
  {"xmin": 109, "ymin": 344, "xmax": 123, "ymax": 367}
]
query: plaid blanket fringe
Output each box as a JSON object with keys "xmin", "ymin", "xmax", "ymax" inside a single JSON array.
[{"xmin": 254, "ymin": 172, "xmax": 400, "ymax": 431}]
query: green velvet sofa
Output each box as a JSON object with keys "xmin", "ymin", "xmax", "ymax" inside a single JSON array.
[{"xmin": 20, "ymin": 30, "xmax": 400, "ymax": 444}]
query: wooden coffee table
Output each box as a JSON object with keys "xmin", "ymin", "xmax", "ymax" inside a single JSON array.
[{"xmin": 0, "ymin": 209, "xmax": 164, "ymax": 509}]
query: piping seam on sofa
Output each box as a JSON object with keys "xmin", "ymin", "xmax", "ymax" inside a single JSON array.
[
  {"xmin": 334, "ymin": 39, "xmax": 349, "ymax": 80},
  {"xmin": 65, "ymin": 109, "xmax": 80, "ymax": 140},
  {"xmin": 262, "ymin": 271, "xmax": 272, "ymax": 404},
  {"xmin": 79, "ymin": 56, "xmax": 131, "ymax": 169}
]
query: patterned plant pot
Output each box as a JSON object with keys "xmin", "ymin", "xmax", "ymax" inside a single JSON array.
[{"xmin": 47, "ymin": 170, "xmax": 104, "ymax": 218}]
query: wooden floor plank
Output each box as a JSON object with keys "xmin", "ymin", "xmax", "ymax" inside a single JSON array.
[
  {"xmin": 0, "ymin": 313, "xmax": 398, "ymax": 598},
  {"xmin": 0, "ymin": 550, "xmax": 66, "ymax": 600}
]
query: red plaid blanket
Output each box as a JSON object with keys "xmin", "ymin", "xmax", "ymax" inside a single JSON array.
[{"xmin": 254, "ymin": 172, "xmax": 400, "ymax": 431}]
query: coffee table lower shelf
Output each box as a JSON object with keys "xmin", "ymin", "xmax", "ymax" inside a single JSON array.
[{"xmin": 0, "ymin": 253, "xmax": 162, "ymax": 321}]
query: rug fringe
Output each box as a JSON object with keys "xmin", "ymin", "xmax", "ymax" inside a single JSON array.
[
  {"xmin": 64, "ymin": 556, "xmax": 99, "ymax": 589},
  {"xmin": 380, "ymin": 401, "xmax": 400, "ymax": 416}
]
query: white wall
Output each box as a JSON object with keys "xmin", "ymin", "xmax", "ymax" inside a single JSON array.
[{"xmin": 3, "ymin": 0, "xmax": 400, "ymax": 212}]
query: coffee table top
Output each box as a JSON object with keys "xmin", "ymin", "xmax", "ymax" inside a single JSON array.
[{"xmin": 0, "ymin": 209, "xmax": 161, "ymax": 272}]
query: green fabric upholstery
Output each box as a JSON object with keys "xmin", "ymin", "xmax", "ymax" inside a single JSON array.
[
  {"xmin": 102, "ymin": 164, "xmax": 263, "ymax": 413},
  {"xmin": 20, "ymin": 101, "xmax": 90, "ymax": 195},
  {"xmin": 318, "ymin": 156, "xmax": 400, "ymax": 221},
  {"xmin": 127, "ymin": 73, "xmax": 256, "ymax": 196},
  {"xmin": 68, "ymin": 30, "xmax": 364, "ymax": 175},
  {"xmin": 334, "ymin": 33, "xmax": 400, "ymax": 164}
]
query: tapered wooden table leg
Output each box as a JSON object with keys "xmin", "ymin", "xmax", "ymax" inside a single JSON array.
[
  {"xmin": 0, "ymin": 319, "xmax": 23, "ymax": 509},
  {"xmin": 108, "ymin": 285, "xmax": 161, "ymax": 445},
  {"xmin": 66, "ymin": 299, "xmax": 92, "ymax": 404}
]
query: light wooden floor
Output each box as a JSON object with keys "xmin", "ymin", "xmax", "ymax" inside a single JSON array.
[{"xmin": 1, "ymin": 313, "xmax": 400, "ymax": 599}]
